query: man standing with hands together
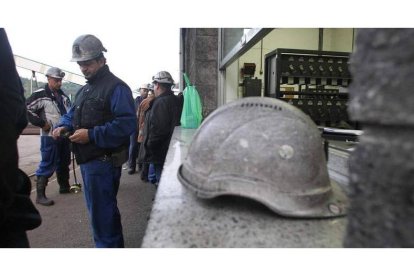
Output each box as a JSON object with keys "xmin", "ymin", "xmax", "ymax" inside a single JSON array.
[{"xmin": 53, "ymin": 34, "xmax": 136, "ymax": 247}]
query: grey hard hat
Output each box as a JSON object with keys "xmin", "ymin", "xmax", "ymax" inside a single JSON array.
[
  {"xmin": 152, "ymin": 71, "xmax": 174, "ymax": 84},
  {"xmin": 177, "ymin": 97, "xmax": 348, "ymax": 218},
  {"xmin": 71, "ymin": 34, "xmax": 107, "ymax": 62},
  {"xmin": 46, "ymin": 67, "xmax": 65, "ymax": 79}
]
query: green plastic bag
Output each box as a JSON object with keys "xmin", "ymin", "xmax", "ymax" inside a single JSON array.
[{"xmin": 180, "ymin": 73, "xmax": 203, "ymax": 129}]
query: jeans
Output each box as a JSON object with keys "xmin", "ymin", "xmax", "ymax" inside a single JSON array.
[
  {"xmin": 80, "ymin": 159, "xmax": 124, "ymax": 248},
  {"xmin": 127, "ymin": 131, "xmax": 139, "ymax": 170},
  {"xmin": 36, "ymin": 136, "xmax": 70, "ymax": 178}
]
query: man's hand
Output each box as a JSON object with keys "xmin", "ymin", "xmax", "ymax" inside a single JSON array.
[
  {"xmin": 42, "ymin": 122, "xmax": 51, "ymax": 132},
  {"xmin": 52, "ymin": 126, "xmax": 65, "ymax": 140},
  {"xmin": 69, "ymin": 129, "xmax": 90, "ymax": 144}
]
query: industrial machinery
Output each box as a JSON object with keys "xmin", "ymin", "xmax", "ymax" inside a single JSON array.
[
  {"xmin": 264, "ymin": 48, "xmax": 356, "ymax": 130},
  {"xmin": 240, "ymin": 63, "xmax": 262, "ymax": 97}
]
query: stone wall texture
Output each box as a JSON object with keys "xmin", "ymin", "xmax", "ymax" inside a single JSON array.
[
  {"xmin": 183, "ymin": 28, "xmax": 218, "ymax": 118},
  {"xmin": 344, "ymin": 29, "xmax": 414, "ymax": 247}
]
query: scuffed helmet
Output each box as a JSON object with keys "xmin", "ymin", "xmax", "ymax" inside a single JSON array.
[
  {"xmin": 139, "ymin": 83, "xmax": 151, "ymax": 90},
  {"xmin": 177, "ymin": 97, "xmax": 348, "ymax": 218},
  {"xmin": 152, "ymin": 71, "xmax": 174, "ymax": 84},
  {"xmin": 71, "ymin": 34, "xmax": 107, "ymax": 62},
  {"xmin": 46, "ymin": 67, "xmax": 65, "ymax": 79}
]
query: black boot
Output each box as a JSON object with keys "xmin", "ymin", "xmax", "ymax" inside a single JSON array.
[
  {"xmin": 57, "ymin": 173, "xmax": 70, "ymax": 194},
  {"xmin": 36, "ymin": 176, "xmax": 54, "ymax": 206},
  {"xmin": 140, "ymin": 164, "xmax": 149, "ymax": 182},
  {"xmin": 127, "ymin": 167, "xmax": 136, "ymax": 175}
]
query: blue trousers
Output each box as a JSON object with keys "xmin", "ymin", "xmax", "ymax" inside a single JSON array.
[
  {"xmin": 128, "ymin": 131, "xmax": 139, "ymax": 169},
  {"xmin": 80, "ymin": 159, "xmax": 124, "ymax": 248},
  {"xmin": 36, "ymin": 136, "xmax": 71, "ymax": 178},
  {"xmin": 148, "ymin": 163, "xmax": 163, "ymax": 183}
]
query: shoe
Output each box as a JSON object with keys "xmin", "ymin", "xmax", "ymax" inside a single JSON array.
[{"xmin": 127, "ymin": 168, "xmax": 136, "ymax": 175}]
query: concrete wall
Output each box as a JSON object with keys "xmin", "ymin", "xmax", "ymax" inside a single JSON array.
[
  {"xmin": 344, "ymin": 29, "xmax": 414, "ymax": 247},
  {"xmin": 183, "ymin": 28, "xmax": 218, "ymax": 118},
  {"xmin": 323, "ymin": 28, "xmax": 354, "ymax": 52},
  {"xmin": 225, "ymin": 59, "xmax": 240, "ymax": 103}
]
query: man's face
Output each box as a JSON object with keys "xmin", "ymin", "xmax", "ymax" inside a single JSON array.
[
  {"xmin": 140, "ymin": 88, "xmax": 149, "ymax": 98},
  {"xmin": 77, "ymin": 59, "xmax": 104, "ymax": 79},
  {"xmin": 153, "ymin": 82, "xmax": 161, "ymax": 97},
  {"xmin": 47, "ymin": 77, "xmax": 62, "ymax": 91}
]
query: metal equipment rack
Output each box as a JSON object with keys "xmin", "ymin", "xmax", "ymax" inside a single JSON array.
[{"xmin": 264, "ymin": 48, "xmax": 355, "ymax": 129}]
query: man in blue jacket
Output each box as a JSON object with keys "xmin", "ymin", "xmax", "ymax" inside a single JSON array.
[
  {"xmin": 53, "ymin": 34, "xmax": 136, "ymax": 248},
  {"xmin": 26, "ymin": 67, "xmax": 71, "ymax": 206}
]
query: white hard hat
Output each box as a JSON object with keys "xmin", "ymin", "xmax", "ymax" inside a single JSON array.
[{"xmin": 152, "ymin": 71, "xmax": 174, "ymax": 84}]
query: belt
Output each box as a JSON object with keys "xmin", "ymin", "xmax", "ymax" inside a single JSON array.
[{"xmin": 97, "ymin": 154, "xmax": 112, "ymax": 162}]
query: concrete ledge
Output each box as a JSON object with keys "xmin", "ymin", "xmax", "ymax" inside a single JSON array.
[{"xmin": 142, "ymin": 127, "xmax": 349, "ymax": 248}]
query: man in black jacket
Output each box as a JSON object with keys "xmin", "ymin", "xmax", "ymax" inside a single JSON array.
[
  {"xmin": 0, "ymin": 28, "xmax": 42, "ymax": 247},
  {"xmin": 142, "ymin": 71, "xmax": 179, "ymax": 184}
]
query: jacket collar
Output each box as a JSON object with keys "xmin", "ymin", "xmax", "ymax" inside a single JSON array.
[
  {"xmin": 44, "ymin": 84, "xmax": 63, "ymax": 98},
  {"xmin": 157, "ymin": 90, "xmax": 173, "ymax": 98},
  {"xmin": 86, "ymin": 64, "xmax": 110, "ymax": 84}
]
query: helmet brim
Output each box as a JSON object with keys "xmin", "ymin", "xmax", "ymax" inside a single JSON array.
[{"xmin": 178, "ymin": 164, "xmax": 348, "ymax": 218}]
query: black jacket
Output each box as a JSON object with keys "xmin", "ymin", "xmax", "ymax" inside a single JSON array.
[
  {"xmin": 72, "ymin": 65, "xmax": 130, "ymax": 164},
  {"xmin": 143, "ymin": 90, "xmax": 180, "ymax": 164},
  {"xmin": 0, "ymin": 29, "xmax": 41, "ymax": 246}
]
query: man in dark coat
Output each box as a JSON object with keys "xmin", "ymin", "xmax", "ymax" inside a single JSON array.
[
  {"xmin": 0, "ymin": 28, "xmax": 42, "ymax": 247},
  {"xmin": 142, "ymin": 71, "xmax": 179, "ymax": 183}
]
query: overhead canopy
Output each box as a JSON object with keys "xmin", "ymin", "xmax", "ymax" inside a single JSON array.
[{"xmin": 14, "ymin": 54, "xmax": 85, "ymax": 85}]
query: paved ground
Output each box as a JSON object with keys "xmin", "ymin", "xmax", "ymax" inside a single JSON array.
[{"xmin": 17, "ymin": 135, "xmax": 156, "ymax": 248}]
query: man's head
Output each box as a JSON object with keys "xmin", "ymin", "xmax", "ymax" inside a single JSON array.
[
  {"xmin": 139, "ymin": 83, "xmax": 150, "ymax": 99},
  {"xmin": 46, "ymin": 67, "xmax": 65, "ymax": 92},
  {"xmin": 71, "ymin": 34, "xmax": 107, "ymax": 79},
  {"xmin": 152, "ymin": 71, "xmax": 174, "ymax": 97}
]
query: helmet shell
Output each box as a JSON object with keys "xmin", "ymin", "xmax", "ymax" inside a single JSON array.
[
  {"xmin": 139, "ymin": 83, "xmax": 151, "ymax": 90},
  {"xmin": 71, "ymin": 34, "xmax": 107, "ymax": 62},
  {"xmin": 46, "ymin": 67, "xmax": 65, "ymax": 79},
  {"xmin": 177, "ymin": 97, "xmax": 348, "ymax": 218},
  {"xmin": 152, "ymin": 71, "xmax": 174, "ymax": 84}
]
